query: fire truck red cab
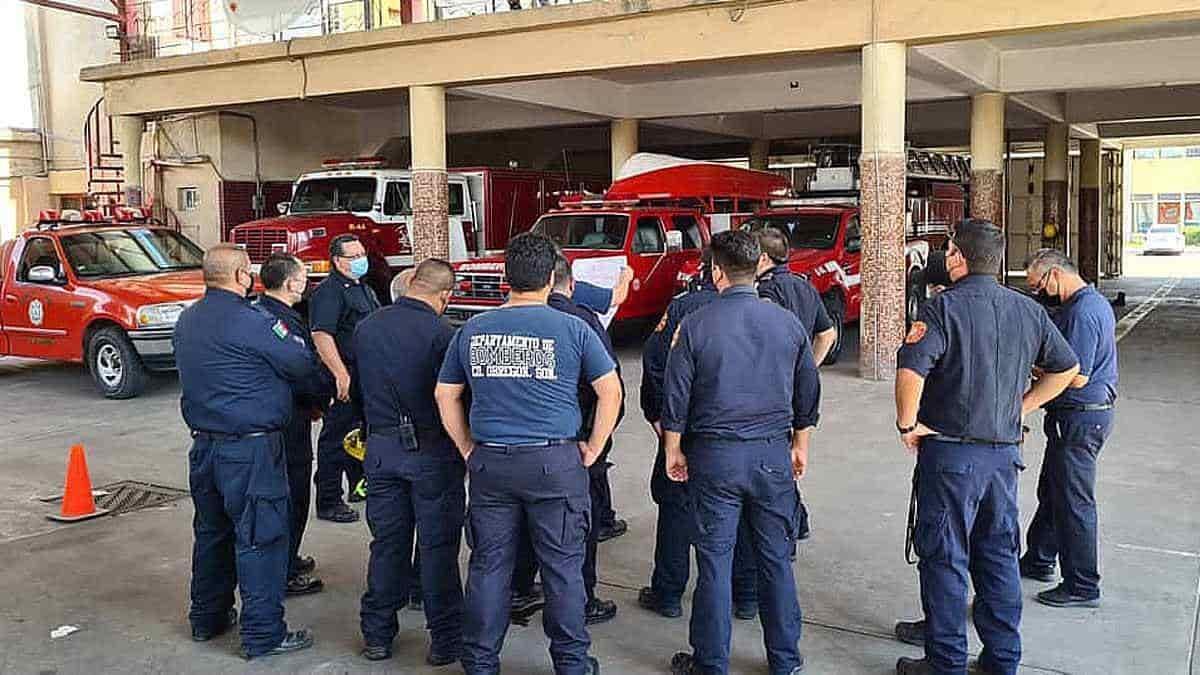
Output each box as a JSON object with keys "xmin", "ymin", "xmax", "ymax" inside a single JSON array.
[
  {"xmin": 0, "ymin": 209, "xmax": 206, "ymax": 398},
  {"xmin": 446, "ymin": 155, "xmax": 789, "ymax": 324}
]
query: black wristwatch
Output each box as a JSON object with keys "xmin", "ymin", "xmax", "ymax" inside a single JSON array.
[{"xmin": 896, "ymin": 421, "xmax": 917, "ymax": 434}]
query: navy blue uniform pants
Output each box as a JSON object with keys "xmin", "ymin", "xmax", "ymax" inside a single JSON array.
[
  {"xmin": 590, "ymin": 455, "xmax": 616, "ymax": 530},
  {"xmin": 583, "ymin": 439, "xmax": 613, "ymax": 600},
  {"xmin": 314, "ymin": 399, "xmax": 363, "ymax": 509},
  {"xmin": 1023, "ymin": 409, "xmax": 1113, "ymax": 598},
  {"xmin": 686, "ymin": 437, "xmax": 803, "ymax": 675},
  {"xmin": 463, "ymin": 442, "xmax": 592, "ymax": 675},
  {"xmin": 188, "ymin": 432, "xmax": 290, "ymax": 656},
  {"xmin": 915, "ymin": 439, "xmax": 1023, "ymax": 675},
  {"xmin": 360, "ymin": 435, "xmax": 465, "ymax": 653},
  {"xmin": 283, "ymin": 412, "xmax": 313, "ymax": 579}
]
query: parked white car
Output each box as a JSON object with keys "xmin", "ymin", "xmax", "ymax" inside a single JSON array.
[{"xmin": 1144, "ymin": 225, "xmax": 1186, "ymax": 255}]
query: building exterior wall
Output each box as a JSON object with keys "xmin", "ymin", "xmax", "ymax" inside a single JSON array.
[
  {"xmin": 0, "ymin": 132, "xmax": 48, "ymax": 241},
  {"xmin": 1126, "ymin": 147, "xmax": 1200, "ymax": 236}
]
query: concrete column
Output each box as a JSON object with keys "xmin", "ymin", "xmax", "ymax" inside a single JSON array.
[
  {"xmin": 1078, "ymin": 139, "xmax": 1102, "ymax": 282},
  {"xmin": 1042, "ymin": 124, "xmax": 1069, "ymax": 248},
  {"xmin": 970, "ymin": 92, "xmax": 1005, "ymax": 226},
  {"xmin": 410, "ymin": 85, "xmax": 449, "ymax": 263},
  {"xmin": 858, "ymin": 41, "xmax": 907, "ymax": 381},
  {"xmin": 611, "ymin": 119, "xmax": 639, "ymax": 180},
  {"xmin": 114, "ymin": 115, "xmax": 144, "ymax": 207},
  {"xmin": 749, "ymin": 139, "xmax": 771, "ymax": 171}
]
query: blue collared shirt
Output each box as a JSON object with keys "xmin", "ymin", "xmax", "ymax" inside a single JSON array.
[{"xmin": 1049, "ymin": 286, "xmax": 1118, "ymax": 407}]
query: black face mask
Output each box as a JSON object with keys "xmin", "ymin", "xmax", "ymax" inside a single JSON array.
[
  {"xmin": 925, "ymin": 250, "xmax": 952, "ymax": 288},
  {"xmin": 1035, "ymin": 288, "xmax": 1062, "ymax": 308},
  {"xmin": 242, "ymin": 270, "xmax": 255, "ymax": 298}
]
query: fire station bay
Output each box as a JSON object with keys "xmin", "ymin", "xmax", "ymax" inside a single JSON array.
[{"xmin": 1, "ymin": 0, "xmax": 1198, "ymax": 672}]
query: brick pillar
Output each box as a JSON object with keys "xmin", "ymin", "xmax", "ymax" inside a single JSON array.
[
  {"xmin": 970, "ymin": 92, "xmax": 1005, "ymax": 226},
  {"xmin": 858, "ymin": 42, "xmax": 908, "ymax": 381},
  {"xmin": 1078, "ymin": 139, "xmax": 1102, "ymax": 282},
  {"xmin": 410, "ymin": 85, "xmax": 448, "ymax": 263},
  {"xmin": 1043, "ymin": 123, "xmax": 1069, "ymax": 249}
]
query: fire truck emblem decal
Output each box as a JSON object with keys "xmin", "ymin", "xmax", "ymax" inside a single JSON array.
[{"xmin": 28, "ymin": 300, "xmax": 44, "ymax": 326}]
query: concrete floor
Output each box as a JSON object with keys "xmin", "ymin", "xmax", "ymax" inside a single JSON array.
[{"xmin": 0, "ymin": 270, "xmax": 1197, "ymax": 675}]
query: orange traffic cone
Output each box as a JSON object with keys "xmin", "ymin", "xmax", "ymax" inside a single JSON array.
[{"xmin": 47, "ymin": 444, "xmax": 109, "ymax": 522}]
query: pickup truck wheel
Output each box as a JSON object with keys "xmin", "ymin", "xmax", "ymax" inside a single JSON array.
[
  {"xmin": 87, "ymin": 327, "xmax": 146, "ymax": 399},
  {"xmin": 822, "ymin": 295, "xmax": 845, "ymax": 366}
]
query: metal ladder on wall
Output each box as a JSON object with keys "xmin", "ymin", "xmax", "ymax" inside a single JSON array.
[{"xmin": 84, "ymin": 97, "xmax": 124, "ymax": 214}]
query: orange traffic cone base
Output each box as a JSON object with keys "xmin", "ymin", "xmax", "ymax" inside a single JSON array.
[
  {"xmin": 47, "ymin": 445, "xmax": 110, "ymax": 523},
  {"xmin": 47, "ymin": 505, "xmax": 110, "ymax": 523}
]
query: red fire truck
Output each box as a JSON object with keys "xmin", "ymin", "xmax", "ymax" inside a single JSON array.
[
  {"xmin": 0, "ymin": 209, "xmax": 206, "ymax": 398},
  {"xmin": 446, "ymin": 155, "xmax": 790, "ymax": 324},
  {"xmin": 228, "ymin": 159, "xmax": 603, "ymax": 300},
  {"xmin": 739, "ymin": 146, "xmax": 970, "ymax": 363}
]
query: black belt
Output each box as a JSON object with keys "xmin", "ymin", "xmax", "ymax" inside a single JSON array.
[
  {"xmin": 927, "ymin": 434, "xmax": 1019, "ymax": 446},
  {"xmin": 1047, "ymin": 403, "xmax": 1114, "ymax": 412},
  {"xmin": 369, "ymin": 424, "xmax": 443, "ymax": 438},
  {"xmin": 477, "ymin": 438, "xmax": 575, "ymax": 450},
  {"xmin": 190, "ymin": 429, "xmax": 280, "ymax": 441}
]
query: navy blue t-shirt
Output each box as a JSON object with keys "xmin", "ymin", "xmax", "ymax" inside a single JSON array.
[
  {"xmin": 1050, "ymin": 286, "xmax": 1118, "ymax": 406},
  {"xmin": 438, "ymin": 304, "xmax": 616, "ymax": 445}
]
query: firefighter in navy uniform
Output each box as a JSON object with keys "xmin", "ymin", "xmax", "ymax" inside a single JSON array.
[
  {"xmin": 309, "ymin": 234, "xmax": 381, "ymax": 523},
  {"xmin": 893, "ymin": 220, "xmax": 1080, "ymax": 675},
  {"xmin": 174, "ymin": 244, "xmax": 318, "ymax": 660},
  {"xmin": 663, "ymin": 231, "xmax": 820, "ymax": 675},
  {"xmin": 436, "ymin": 233, "xmax": 621, "ymax": 675},
  {"xmin": 753, "ymin": 227, "xmax": 838, "ymax": 364},
  {"xmin": 352, "ymin": 259, "xmax": 466, "ymax": 665},
  {"xmin": 253, "ymin": 253, "xmax": 328, "ymax": 597},
  {"xmin": 1021, "ymin": 248, "xmax": 1119, "ymax": 609},
  {"xmin": 548, "ymin": 255, "xmax": 625, "ymax": 625},
  {"xmin": 638, "ymin": 250, "xmax": 762, "ymax": 622}
]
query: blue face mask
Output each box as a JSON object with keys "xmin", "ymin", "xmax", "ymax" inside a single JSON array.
[{"xmin": 348, "ymin": 256, "xmax": 369, "ymax": 280}]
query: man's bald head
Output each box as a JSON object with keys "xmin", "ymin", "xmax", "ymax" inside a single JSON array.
[
  {"xmin": 406, "ymin": 259, "xmax": 456, "ymax": 315},
  {"xmin": 203, "ymin": 244, "xmax": 250, "ymax": 287}
]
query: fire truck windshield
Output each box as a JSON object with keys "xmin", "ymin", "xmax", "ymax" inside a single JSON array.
[
  {"xmin": 290, "ymin": 177, "xmax": 378, "ymax": 214},
  {"xmin": 532, "ymin": 214, "xmax": 629, "ymax": 250},
  {"xmin": 744, "ymin": 214, "xmax": 841, "ymax": 250},
  {"xmin": 61, "ymin": 229, "xmax": 204, "ymax": 278}
]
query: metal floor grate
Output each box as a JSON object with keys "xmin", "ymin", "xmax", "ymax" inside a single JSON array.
[{"xmin": 41, "ymin": 481, "xmax": 188, "ymax": 516}]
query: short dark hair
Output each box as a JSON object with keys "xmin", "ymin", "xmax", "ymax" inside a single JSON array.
[
  {"xmin": 329, "ymin": 234, "xmax": 360, "ymax": 260},
  {"xmin": 409, "ymin": 258, "xmax": 456, "ymax": 294},
  {"xmin": 505, "ymin": 233, "xmax": 559, "ymax": 292},
  {"xmin": 754, "ymin": 228, "xmax": 789, "ymax": 264},
  {"xmin": 552, "ymin": 254, "xmax": 573, "ymax": 292},
  {"xmin": 260, "ymin": 253, "xmax": 304, "ymax": 291},
  {"xmin": 709, "ymin": 230, "xmax": 760, "ymax": 284},
  {"xmin": 952, "ymin": 219, "xmax": 1004, "ymax": 275}
]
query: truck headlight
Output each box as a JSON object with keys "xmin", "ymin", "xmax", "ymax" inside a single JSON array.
[{"xmin": 136, "ymin": 302, "xmax": 188, "ymax": 327}]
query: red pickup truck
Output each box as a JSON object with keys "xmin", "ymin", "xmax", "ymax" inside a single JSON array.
[
  {"xmin": 742, "ymin": 203, "xmax": 932, "ymax": 363},
  {"xmin": 0, "ymin": 211, "xmax": 206, "ymax": 398},
  {"xmin": 447, "ymin": 204, "xmax": 709, "ymax": 324}
]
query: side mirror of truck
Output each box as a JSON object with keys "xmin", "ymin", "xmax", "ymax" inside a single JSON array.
[
  {"xmin": 276, "ymin": 202, "xmax": 290, "ymax": 215},
  {"xmin": 845, "ymin": 236, "xmax": 862, "ymax": 253},
  {"xmin": 665, "ymin": 230, "xmax": 683, "ymax": 253},
  {"xmin": 27, "ymin": 265, "xmax": 59, "ymax": 283}
]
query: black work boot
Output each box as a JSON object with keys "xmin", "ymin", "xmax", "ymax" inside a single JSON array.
[
  {"xmin": 637, "ymin": 586, "xmax": 682, "ymax": 618},
  {"xmin": 1036, "ymin": 584, "xmax": 1100, "ymax": 608},
  {"xmin": 1018, "ymin": 558, "xmax": 1057, "ymax": 583},
  {"xmin": 316, "ymin": 503, "xmax": 359, "ymax": 523},
  {"xmin": 894, "ymin": 619, "xmax": 926, "ymax": 647},
  {"xmin": 292, "ymin": 556, "xmax": 316, "ymax": 576},
  {"xmin": 285, "ymin": 574, "xmax": 325, "ymax": 596},
  {"xmin": 596, "ymin": 519, "xmax": 628, "ymax": 543},
  {"xmin": 362, "ymin": 643, "xmax": 392, "ymax": 661},
  {"xmin": 241, "ymin": 628, "xmax": 314, "ymax": 660},
  {"xmin": 191, "ymin": 607, "xmax": 237, "ymax": 642},
  {"xmin": 670, "ymin": 652, "xmax": 697, "ymax": 674},
  {"xmin": 895, "ymin": 657, "xmax": 935, "ymax": 675},
  {"xmin": 585, "ymin": 598, "xmax": 618, "ymax": 625},
  {"xmin": 426, "ymin": 643, "xmax": 461, "ymax": 666}
]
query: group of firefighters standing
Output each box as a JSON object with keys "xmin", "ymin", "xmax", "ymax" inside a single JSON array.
[{"xmin": 173, "ymin": 214, "xmax": 1117, "ymax": 675}]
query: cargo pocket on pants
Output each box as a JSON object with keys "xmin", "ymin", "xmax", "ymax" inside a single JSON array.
[
  {"xmin": 563, "ymin": 496, "xmax": 591, "ymax": 546},
  {"xmin": 241, "ymin": 495, "xmax": 289, "ymax": 549},
  {"xmin": 913, "ymin": 510, "xmax": 950, "ymax": 563}
]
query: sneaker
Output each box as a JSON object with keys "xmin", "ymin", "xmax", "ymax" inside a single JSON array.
[
  {"xmin": 637, "ymin": 586, "xmax": 682, "ymax": 618},
  {"xmin": 895, "ymin": 657, "xmax": 935, "ymax": 675},
  {"xmin": 241, "ymin": 628, "xmax": 314, "ymax": 660},
  {"xmin": 596, "ymin": 519, "xmax": 628, "ymax": 543},
  {"xmin": 362, "ymin": 643, "xmax": 392, "ymax": 661},
  {"xmin": 316, "ymin": 503, "xmax": 359, "ymax": 523},
  {"xmin": 285, "ymin": 574, "xmax": 324, "ymax": 596},
  {"xmin": 1036, "ymin": 585, "xmax": 1100, "ymax": 608},
  {"xmin": 1018, "ymin": 559, "xmax": 1057, "ymax": 583},
  {"xmin": 292, "ymin": 556, "xmax": 316, "ymax": 576},
  {"xmin": 893, "ymin": 619, "xmax": 925, "ymax": 647},
  {"xmin": 585, "ymin": 598, "xmax": 618, "ymax": 625},
  {"xmin": 191, "ymin": 608, "xmax": 237, "ymax": 642}
]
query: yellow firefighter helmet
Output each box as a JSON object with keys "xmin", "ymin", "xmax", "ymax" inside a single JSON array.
[{"xmin": 343, "ymin": 427, "xmax": 365, "ymax": 462}]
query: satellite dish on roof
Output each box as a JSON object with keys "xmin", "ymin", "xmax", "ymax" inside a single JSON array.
[{"xmin": 223, "ymin": 0, "xmax": 318, "ymax": 36}]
